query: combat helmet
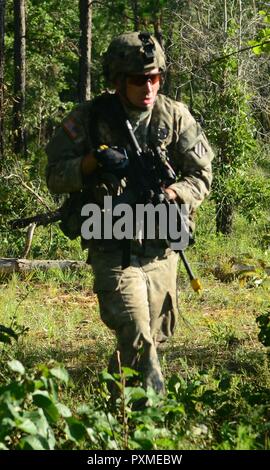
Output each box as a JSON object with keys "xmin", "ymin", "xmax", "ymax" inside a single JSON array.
[{"xmin": 103, "ymin": 31, "xmax": 166, "ymax": 85}]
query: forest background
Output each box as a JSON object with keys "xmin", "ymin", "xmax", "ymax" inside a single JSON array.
[{"xmin": 0, "ymin": 0, "xmax": 270, "ymax": 451}]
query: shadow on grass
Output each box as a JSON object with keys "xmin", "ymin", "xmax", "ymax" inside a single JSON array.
[
  {"xmin": 164, "ymin": 342, "xmax": 269, "ymax": 380},
  {"xmin": 10, "ymin": 333, "xmax": 270, "ymax": 391},
  {"xmin": 15, "ymin": 340, "xmax": 113, "ymax": 388}
]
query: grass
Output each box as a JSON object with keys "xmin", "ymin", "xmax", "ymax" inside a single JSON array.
[
  {"xmin": 0, "ymin": 270, "xmax": 113, "ymax": 370},
  {"xmin": 0, "ymin": 206, "xmax": 270, "ymax": 450}
]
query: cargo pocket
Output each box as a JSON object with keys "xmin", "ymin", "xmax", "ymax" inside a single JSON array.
[{"xmin": 154, "ymin": 291, "xmax": 177, "ymax": 345}]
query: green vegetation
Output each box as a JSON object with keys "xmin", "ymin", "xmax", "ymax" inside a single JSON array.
[
  {"xmin": 0, "ymin": 205, "xmax": 269, "ymax": 450},
  {"xmin": 0, "ymin": 0, "xmax": 269, "ymax": 451}
]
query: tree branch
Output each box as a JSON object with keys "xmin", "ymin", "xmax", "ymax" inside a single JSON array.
[
  {"xmin": 3, "ymin": 173, "xmax": 51, "ymax": 210},
  {"xmin": 206, "ymin": 39, "xmax": 270, "ymax": 67}
]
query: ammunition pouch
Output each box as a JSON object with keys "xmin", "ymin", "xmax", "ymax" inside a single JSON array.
[
  {"xmin": 59, "ymin": 173, "xmax": 123, "ymax": 240},
  {"xmin": 59, "ymin": 192, "xmax": 86, "ymax": 240}
]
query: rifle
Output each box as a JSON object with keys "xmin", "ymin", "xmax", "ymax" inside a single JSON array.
[
  {"xmin": 9, "ymin": 191, "xmax": 84, "ymax": 241},
  {"xmin": 117, "ymin": 105, "xmax": 202, "ymax": 293},
  {"xmin": 9, "ymin": 209, "xmax": 62, "ymax": 230}
]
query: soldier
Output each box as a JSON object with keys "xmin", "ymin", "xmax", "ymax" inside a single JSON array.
[{"xmin": 46, "ymin": 32, "xmax": 214, "ymax": 397}]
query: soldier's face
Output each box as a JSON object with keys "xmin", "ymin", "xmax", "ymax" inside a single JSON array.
[{"xmin": 125, "ymin": 68, "xmax": 161, "ymax": 109}]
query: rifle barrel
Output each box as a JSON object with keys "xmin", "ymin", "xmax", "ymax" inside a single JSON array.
[{"xmin": 9, "ymin": 210, "xmax": 62, "ymax": 229}]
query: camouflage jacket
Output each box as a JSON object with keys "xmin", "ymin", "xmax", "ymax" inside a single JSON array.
[{"xmin": 46, "ymin": 92, "xmax": 214, "ymax": 252}]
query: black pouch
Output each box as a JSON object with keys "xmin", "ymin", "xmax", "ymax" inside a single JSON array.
[{"xmin": 59, "ymin": 192, "xmax": 85, "ymax": 240}]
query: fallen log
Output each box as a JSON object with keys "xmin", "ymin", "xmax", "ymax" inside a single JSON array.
[{"xmin": 0, "ymin": 258, "xmax": 88, "ymax": 274}]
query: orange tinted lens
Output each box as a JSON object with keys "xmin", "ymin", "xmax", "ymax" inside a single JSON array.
[
  {"xmin": 128, "ymin": 73, "xmax": 161, "ymax": 86},
  {"xmin": 149, "ymin": 74, "xmax": 161, "ymax": 85}
]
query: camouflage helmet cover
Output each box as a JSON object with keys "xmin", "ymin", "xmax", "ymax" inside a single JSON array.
[{"xmin": 103, "ymin": 31, "xmax": 166, "ymax": 85}]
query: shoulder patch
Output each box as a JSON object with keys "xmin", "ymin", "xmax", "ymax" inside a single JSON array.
[
  {"xmin": 194, "ymin": 141, "xmax": 207, "ymax": 158},
  {"xmin": 157, "ymin": 127, "xmax": 169, "ymax": 140},
  {"xmin": 62, "ymin": 117, "xmax": 80, "ymax": 140}
]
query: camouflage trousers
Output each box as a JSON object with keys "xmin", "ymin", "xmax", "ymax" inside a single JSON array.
[{"xmin": 90, "ymin": 246, "xmax": 179, "ymax": 394}]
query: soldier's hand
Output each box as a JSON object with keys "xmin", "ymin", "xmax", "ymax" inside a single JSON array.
[
  {"xmin": 95, "ymin": 146, "xmax": 129, "ymax": 177},
  {"xmin": 164, "ymin": 187, "xmax": 177, "ymax": 201},
  {"xmin": 81, "ymin": 152, "xmax": 98, "ymax": 176}
]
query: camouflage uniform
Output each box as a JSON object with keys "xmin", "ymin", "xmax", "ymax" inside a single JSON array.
[{"xmin": 46, "ymin": 32, "xmax": 214, "ymax": 395}]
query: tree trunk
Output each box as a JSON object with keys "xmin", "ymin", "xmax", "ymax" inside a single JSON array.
[
  {"xmin": 153, "ymin": 19, "xmax": 164, "ymax": 49},
  {"xmin": 130, "ymin": 0, "xmax": 140, "ymax": 31},
  {"xmin": 0, "ymin": 0, "xmax": 5, "ymax": 162},
  {"xmin": 78, "ymin": 0, "xmax": 92, "ymax": 102},
  {"xmin": 13, "ymin": 0, "xmax": 26, "ymax": 156},
  {"xmin": 0, "ymin": 258, "xmax": 88, "ymax": 274},
  {"xmin": 216, "ymin": 200, "xmax": 234, "ymax": 235},
  {"xmin": 215, "ymin": 148, "xmax": 234, "ymax": 235}
]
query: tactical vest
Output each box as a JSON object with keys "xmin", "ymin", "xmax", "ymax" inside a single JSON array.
[
  {"xmin": 60, "ymin": 93, "xmax": 179, "ymax": 240},
  {"xmin": 89, "ymin": 92, "xmax": 176, "ymax": 156}
]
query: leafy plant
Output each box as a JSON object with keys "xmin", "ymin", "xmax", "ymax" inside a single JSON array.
[
  {"xmin": 0, "ymin": 360, "xmax": 70, "ymax": 449},
  {"xmin": 249, "ymin": 11, "xmax": 270, "ymax": 55},
  {"xmin": 256, "ymin": 309, "xmax": 270, "ymax": 348},
  {"xmin": 0, "ymin": 324, "xmax": 18, "ymax": 345}
]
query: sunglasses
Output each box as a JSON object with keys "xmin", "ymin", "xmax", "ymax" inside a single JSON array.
[{"xmin": 127, "ymin": 73, "xmax": 161, "ymax": 86}]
